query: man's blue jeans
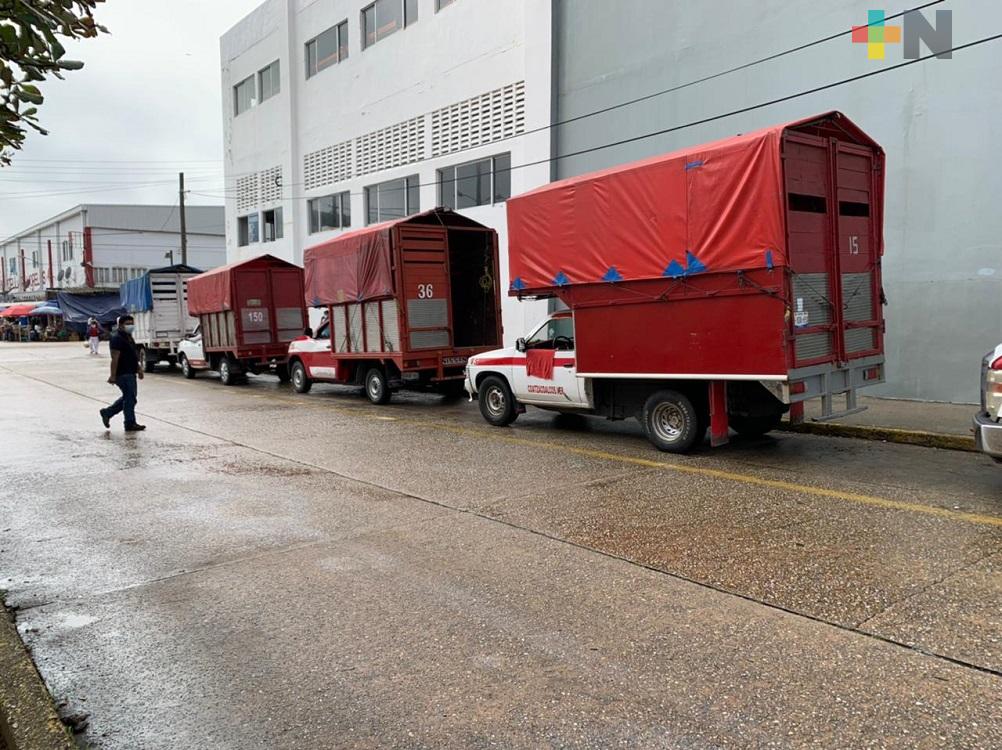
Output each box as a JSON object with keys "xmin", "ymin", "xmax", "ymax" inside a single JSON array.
[{"xmin": 105, "ymin": 374, "xmax": 138, "ymax": 426}]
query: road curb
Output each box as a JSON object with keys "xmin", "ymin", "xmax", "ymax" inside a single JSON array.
[
  {"xmin": 0, "ymin": 598, "xmax": 75, "ymax": 750},
  {"xmin": 779, "ymin": 421, "xmax": 977, "ymax": 453}
]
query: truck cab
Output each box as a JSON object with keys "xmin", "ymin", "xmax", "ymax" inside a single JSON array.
[{"xmin": 467, "ymin": 311, "xmax": 790, "ymax": 453}]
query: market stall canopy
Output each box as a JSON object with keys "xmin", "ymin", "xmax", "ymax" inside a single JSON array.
[
  {"xmin": 55, "ymin": 292, "xmax": 126, "ymax": 325},
  {"xmin": 505, "ymin": 111, "xmax": 882, "ymax": 294},
  {"xmin": 120, "ymin": 264, "xmax": 203, "ymax": 312},
  {"xmin": 1, "ymin": 303, "xmax": 38, "ymax": 318},
  {"xmin": 30, "ymin": 304, "xmax": 63, "ymax": 316}
]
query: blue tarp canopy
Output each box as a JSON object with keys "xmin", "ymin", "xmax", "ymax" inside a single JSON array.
[
  {"xmin": 30, "ymin": 303, "xmax": 62, "ymax": 316},
  {"xmin": 120, "ymin": 264, "xmax": 202, "ymax": 312},
  {"xmin": 56, "ymin": 292, "xmax": 126, "ymax": 329}
]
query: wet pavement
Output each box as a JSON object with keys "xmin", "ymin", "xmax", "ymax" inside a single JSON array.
[{"xmin": 1, "ymin": 342, "xmax": 1001, "ymax": 748}]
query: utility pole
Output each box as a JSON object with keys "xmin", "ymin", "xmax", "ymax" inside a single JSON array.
[{"xmin": 178, "ymin": 171, "xmax": 188, "ymax": 266}]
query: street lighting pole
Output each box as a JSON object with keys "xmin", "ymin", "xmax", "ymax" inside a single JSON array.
[{"xmin": 179, "ymin": 172, "xmax": 188, "ymax": 266}]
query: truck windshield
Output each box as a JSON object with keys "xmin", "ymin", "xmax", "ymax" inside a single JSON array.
[{"xmin": 526, "ymin": 316, "xmax": 574, "ymax": 350}]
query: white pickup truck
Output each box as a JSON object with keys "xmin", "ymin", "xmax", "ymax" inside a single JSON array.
[
  {"xmin": 465, "ymin": 311, "xmax": 789, "ymax": 453},
  {"xmin": 119, "ymin": 265, "xmax": 201, "ymax": 372}
]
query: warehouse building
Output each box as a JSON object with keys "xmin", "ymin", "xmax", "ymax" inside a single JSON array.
[
  {"xmin": 223, "ymin": 0, "xmax": 1000, "ymax": 403},
  {"xmin": 0, "ymin": 204, "xmax": 226, "ymax": 302}
]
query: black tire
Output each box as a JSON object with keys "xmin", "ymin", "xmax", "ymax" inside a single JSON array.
[
  {"xmin": 219, "ymin": 357, "xmax": 240, "ymax": 386},
  {"xmin": 275, "ymin": 363, "xmax": 291, "ymax": 384},
  {"xmin": 364, "ymin": 367, "xmax": 391, "ymax": 405},
  {"xmin": 180, "ymin": 354, "xmax": 196, "ymax": 379},
  {"xmin": 730, "ymin": 412, "xmax": 783, "ymax": 437},
  {"xmin": 478, "ymin": 375, "xmax": 518, "ymax": 427},
  {"xmin": 641, "ymin": 390, "xmax": 700, "ymax": 453},
  {"xmin": 291, "ymin": 361, "xmax": 312, "ymax": 394},
  {"xmin": 140, "ymin": 348, "xmax": 156, "ymax": 373}
]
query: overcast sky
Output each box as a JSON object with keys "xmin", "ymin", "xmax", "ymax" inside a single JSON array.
[{"xmin": 0, "ymin": 0, "xmax": 264, "ymax": 235}]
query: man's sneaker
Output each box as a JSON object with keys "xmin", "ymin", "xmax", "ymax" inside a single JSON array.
[
  {"xmin": 124, "ymin": 424, "xmax": 147, "ymax": 432},
  {"xmin": 100, "ymin": 409, "xmax": 110, "ymax": 429}
]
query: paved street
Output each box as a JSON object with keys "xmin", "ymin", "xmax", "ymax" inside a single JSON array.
[{"xmin": 1, "ymin": 342, "xmax": 1001, "ymax": 748}]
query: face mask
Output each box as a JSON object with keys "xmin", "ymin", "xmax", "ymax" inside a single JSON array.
[{"xmin": 123, "ymin": 324, "xmax": 135, "ymax": 334}]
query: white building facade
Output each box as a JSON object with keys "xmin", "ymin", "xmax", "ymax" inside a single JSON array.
[
  {"xmin": 220, "ymin": 0, "xmax": 553, "ymax": 340},
  {"xmin": 0, "ymin": 204, "xmax": 226, "ymax": 301}
]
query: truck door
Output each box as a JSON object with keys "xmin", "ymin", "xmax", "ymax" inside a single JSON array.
[
  {"xmin": 399, "ymin": 225, "xmax": 452, "ymax": 351},
  {"xmin": 834, "ymin": 142, "xmax": 881, "ymax": 361},
  {"xmin": 235, "ymin": 269, "xmax": 272, "ymax": 345},
  {"xmin": 512, "ymin": 314, "xmax": 587, "ymax": 407}
]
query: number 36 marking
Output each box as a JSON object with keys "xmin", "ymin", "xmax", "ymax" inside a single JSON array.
[{"xmin": 417, "ymin": 283, "xmax": 434, "ymax": 299}]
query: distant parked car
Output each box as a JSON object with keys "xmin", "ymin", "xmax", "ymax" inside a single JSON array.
[{"xmin": 974, "ymin": 343, "xmax": 1002, "ymax": 462}]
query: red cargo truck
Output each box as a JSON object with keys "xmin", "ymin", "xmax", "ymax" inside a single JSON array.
[
  {"xmin": 182, "ymin": 254, "xmax": 306, "ymax": 385},
  {"xmin": 466, "ymin": 111, "xmax": 886, "ymax": 452},
  {"xmin": 289, "ymin": 208, "xmax": 502, "ymax": 403}
]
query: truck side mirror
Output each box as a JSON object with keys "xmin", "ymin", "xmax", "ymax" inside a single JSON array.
[{"xmin": 516, "ymin": 337, "xmax": 526, "ymax": 352}]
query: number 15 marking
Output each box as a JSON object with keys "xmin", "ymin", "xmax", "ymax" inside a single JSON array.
[{"xmin": 849, "ymin": 236, "xmax": 860, "ymax": 255}]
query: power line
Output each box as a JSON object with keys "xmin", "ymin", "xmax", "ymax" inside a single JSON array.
[{"xmin": 185, "ymin": 28, "xmax": 1002, "ymax": 205}]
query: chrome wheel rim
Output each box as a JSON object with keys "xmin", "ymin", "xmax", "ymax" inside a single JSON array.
[
  {"xmin": 181, "ymin": 358, "xmax": 189, "ymax": 375},
  {"xmin": 293, "ymin": 367, "xmax": 303, "ymax": 388},
  {"xmin": 651, "ymin": 402, "xmax": 685, "ymax": 443},
  {"xmin": 367, "ymin": 374, "xmax": 382, "ymax": 400},
  {"xmin": 486, "ymin": 386, "xmax": 505, "ymax": 416}
]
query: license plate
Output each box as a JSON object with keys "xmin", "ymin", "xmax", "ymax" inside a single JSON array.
[{"xmin": 442, "ymin": 356, "xmax": 468, "ymax": 366}]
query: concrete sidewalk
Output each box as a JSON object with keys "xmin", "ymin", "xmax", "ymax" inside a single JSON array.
[{"xmin": 786, "ymin": 395, "xmax": 977, "ymax": 451}]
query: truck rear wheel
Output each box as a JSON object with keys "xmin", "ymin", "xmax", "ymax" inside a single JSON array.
[
  {"xmin": 478, "ymin": 375, "xmax": 518, "ymax": 427},
  {"xmin": 219, "ymin": 357, "xmax": 240, "ymax": 386},
  {"xmin": 291, "ymin": 361, "xmax": 312, "ymax": 394},
  {"xmin": 180, "ymin": 354, "xmax": 196, "ymax": 379},
  {"xmin": 730, "ymin": 412, "xmax": 783, "ymax": 437},
  {"xmin": 140, "ymin": 347, "xmax": 156, "ymax": 373},
  {"xmin": 642, "ymin": 390, "xmax": 700, "ymax": 453},
  {"xmin": 364, "ymin": 367, "xmax": 391, "ymax": 405},
  {"xmin": 275, "ymin": 363, "xmax": 291, "ymax": 384}
]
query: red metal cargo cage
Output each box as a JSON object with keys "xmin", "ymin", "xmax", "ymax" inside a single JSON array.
[
  {"xmin": 299, "ymin": 208, "xmax": 502, "ymax": 397},
  {"xmin": 188, "ymin": 254, "xmax": 306, "ymax": 363},
  {"xmin": 506, "ymin": 111, "xmax": 886, "ymax": 418}
]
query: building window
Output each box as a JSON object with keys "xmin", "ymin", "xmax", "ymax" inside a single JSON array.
[
  {"xmin": 233, "ymin": 75, "xmax": 256, "ymax": 116},
  {"xmin": 238, "ymin": 214, "xmax": 260, "ymax": 246},
  {"xmin": 364, "ymin": 175, "xmax": 419, "ymax": 224},
  {"xmin": 306, "ymin": 21, "xmax": 348, "ymax": 78},
  {"xmin": 7, "ymin": 257, "xmax": 15, "ymax": 275},
  {"xmin": 61, "ymin": 239, "xmax": 72, "ymax": 261},
  {"xmin": 436, "ymin": 0, "xmax": 457, "ymax": 10},
  {"xmin": 308, "ymin": 191, "xmax": 351, "ymax": 234},
  {"xmin": 362, "ymin": 0, "xmax": 417, "ymax": 49},
  {"xmin": 438, "ymin": 154, "xmax": 510, "ymax": 210},
  {"xmin": 258, "ymin": 60, "xmax": 280, "ymax": 103},
  {"xmin": 263, "ymin": 207, "xmax": 284, "ymax": 242}
]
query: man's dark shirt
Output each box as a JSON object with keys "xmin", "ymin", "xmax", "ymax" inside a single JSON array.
[{"xmin": 110, "ymin": 331, "xmax": 139, "ymax": 376}]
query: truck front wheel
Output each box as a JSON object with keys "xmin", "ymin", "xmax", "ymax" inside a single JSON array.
[
  {"xmin": 478, "ymin": 375, "xmax": 518, "ymax": 427},
  {"xmin": 642, "ymin": 390, "xmax": 700, "ymax": 453},
  {"xmin": 364, "ymin": 367, "xmax": 391, "ymax": 405},
  {"xmin": 180, "ymin": 354, "xmax": 196, "ymax": 379},
  {"xmin": 291, "ymin": 361, "xmax": 312, "ymax": 394}
]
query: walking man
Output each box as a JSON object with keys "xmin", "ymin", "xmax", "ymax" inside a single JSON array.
[
  {"xmin": 99, "ymin": 315, "xmax": 146, "ymax": 432},
  {"xmin": 87, "ymin": 318, "xmax": 101, "ymax": 355}
]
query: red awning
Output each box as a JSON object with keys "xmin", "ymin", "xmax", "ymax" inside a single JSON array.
[{"xmin": 1, "ymin": 303, "xmax": 39, "ymax": 318}]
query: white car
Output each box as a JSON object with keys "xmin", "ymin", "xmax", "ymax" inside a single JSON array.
[
  {"xmin": 177, "ymin": 325, "xmax": 213, "ymax": 379},
  {"xmin": 974, "ymin": 342, "xmax": 1002, "ymax": 462}
]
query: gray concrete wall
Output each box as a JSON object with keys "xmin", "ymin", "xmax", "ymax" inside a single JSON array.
[{"xmin": 552, "ymin": 0, "xmax": 1002, "ymax": 403}]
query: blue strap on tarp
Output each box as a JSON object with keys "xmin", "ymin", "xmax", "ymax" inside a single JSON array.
[
  {"xmin": 663, "ymin": 260, "xmax": 686, "ymax": 278},
  {"xmin": 765, "ymin": 249, "xmax": 775, "ymax": 270},
  {"xmin": 553, "ymin": 271, "xmax": 570, "ymax": 286},
  {"xmin": 601, "ymin": 266, "xmax": 623, "ymax": 282},
  {"xmin": 685, "ymin": 160, "xmax": 704, "ymax": 170},
  {"xmin": 685, "ymin": 251, "xmax": 707, "ymax": 274},
  {"xmin": 510, "ymin": 277, "xmax": 526, "ymax": 292}
]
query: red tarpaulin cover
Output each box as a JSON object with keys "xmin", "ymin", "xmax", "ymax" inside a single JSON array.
[
  {"xmin": 188, "ymin": 254, "xmax": 299, "ymax": 314},
  {"xmin": 304, "ymin": 220, "xmax": 399, "ymax": 306},
  {"xmin": 507, "ymin": 113, "xmax": 861, "ymax": 293},
  {"xmin": 1, "ymin": 303, "xmax": 38, "ymax": 318},
  {"xmin": 525, "ymin": 349, "xmax": 555, "ymax": 380}
]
